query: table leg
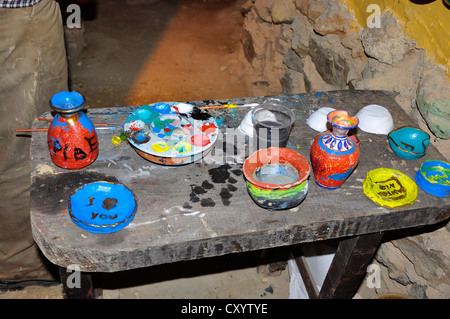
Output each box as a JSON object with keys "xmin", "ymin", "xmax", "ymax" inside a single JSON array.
[
  {"xmin": 318, "ymin": 232, "xmax": 384, "ymax": 299},
  {"xmin": 291, "ymin": 245, "xmax": 320, "ymax": 299},
  {"xmin": 59, "ymin": 266, "xmax": 97, "ymax": 299}
]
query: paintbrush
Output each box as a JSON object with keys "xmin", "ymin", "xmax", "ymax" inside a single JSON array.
[
  {"xmin": 200, "ymin": 103, "xmax": 258, "ymax": 109},
  {"xmin": 15, "ymin": 128, "xmax": 49, "ymax": 132},
  {"xmin": 16, "ymin": 126, "xmax": 118, "ymax": 132},
  {"xmin": 36, "ymin": 118, "xmax": 108, "ymax": 126}
]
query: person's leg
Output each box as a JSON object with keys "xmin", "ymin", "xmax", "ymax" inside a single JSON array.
[{"xmin": 0, "ymin": 0, "xmax": 68, "ymax": 280}]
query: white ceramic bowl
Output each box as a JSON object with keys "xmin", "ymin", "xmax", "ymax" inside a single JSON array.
[
  {"xmin": 306, "ymin": 107, "xmax": 336, "ymax": 132},
  {"xmin": 238, "ymin": 109, "xmax": 255, "ymax": 137},
  {"xmin": 356, "ymin": 104, "xmax": 394, "ymax": 135}
]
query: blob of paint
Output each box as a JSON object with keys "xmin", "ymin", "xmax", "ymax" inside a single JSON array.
[
  {"xmin": 174, "ymin": 102, "xmax": 194, "ymax": 114},
  {"xmin": 131, "ymin": 131, "xmax": 150, "ymax": 144},
  {"xmin": 174, "ymin": 141, "xmax": 192, "ymax": 153},
  {"xmin": 111, "ymin": 136, "xmax": 122, "ymax": 147},
  {"xmin": 128, "ymin": 120, "xmax": 145, "ymax": 131},
  {"xmin": 190, "ymin": 134, "xmax": 211, "ymax": 147},
  {"xmin": 153, "ymin": 102, "xmax": 172, "ymax": 114},
  {"xmin": 152, "ymin": 142, "xmax": 170, "ymax": 153},
  {"xmin": 151, "ymin": 114, "xmax": 181, "ymax": 138},
  {"xmin": 201, "ymin": 122, "xmax": 217, "ymax": 135}
]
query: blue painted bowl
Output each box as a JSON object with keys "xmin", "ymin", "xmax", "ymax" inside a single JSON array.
[
  {"xmin": 415, "ymin": 160, "xmax": 450, "ymax": 198},
  {"xmin": 68, "ymin": 181, "xmax": 138, "ymax": 233},
  {"xmin": 388, "ymin": 127, "xmax": 430, "ymax": 160}
]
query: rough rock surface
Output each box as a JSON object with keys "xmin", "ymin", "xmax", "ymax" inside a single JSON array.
[
  {"xmin": 238, "ymin": 0, "xmax": 450, "ymax": 298},
  {"xmin": 416, "ymin": 66, "xmax": 450, "ymax": 139}
]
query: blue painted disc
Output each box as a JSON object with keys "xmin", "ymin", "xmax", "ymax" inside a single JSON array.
[{"xmin": 68, "ymin": 181, "xmax": 137, "ymax": 233}]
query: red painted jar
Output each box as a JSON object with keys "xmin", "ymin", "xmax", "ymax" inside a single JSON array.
[
  {"xmin": 310, "ymin": 110, "xmax": 359, "ymax": 189},
  {"xmin": 47, "ymin": 91, "xmax": 98, "ymax": 169}
]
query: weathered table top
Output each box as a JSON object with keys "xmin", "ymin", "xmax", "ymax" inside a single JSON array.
[{"xmin": 30, "ymin": 90, "xmax": 450, "ymax": 272}]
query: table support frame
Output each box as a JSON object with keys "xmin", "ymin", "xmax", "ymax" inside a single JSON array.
[{"xmin": 292, "ymin": 232, "xmax": 384, "ymax": 299}]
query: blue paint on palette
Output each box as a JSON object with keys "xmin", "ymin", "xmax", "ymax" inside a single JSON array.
[{"xmin": 68, "ymin": 181, "xmax": 137, "ymax": 233}]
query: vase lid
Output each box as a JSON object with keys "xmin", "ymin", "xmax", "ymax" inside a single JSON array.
[
  {"xmin": 50, "ymin": 91, "xmax": 86, "ymax": 114},
  {"xmin": 327, "ymin": 110, "xmax": 358, "ymax": 130}
]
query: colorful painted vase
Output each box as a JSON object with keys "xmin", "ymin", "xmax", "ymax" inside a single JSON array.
[
  {"xmin": 47, "ymin": 91, "xmax": 99, "ymax": 169},
  {"xmin": 310, "ymin": 110, "xmax": 359, "ymax": 189}
]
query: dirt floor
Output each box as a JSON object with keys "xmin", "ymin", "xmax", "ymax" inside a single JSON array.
[
  {"xmin": 0, "ymin": 0, "xmax": 292, "ymax": 299},
  {"xmin": 69, "ymin": 0, "xmax": 250, "ymax": 108}
]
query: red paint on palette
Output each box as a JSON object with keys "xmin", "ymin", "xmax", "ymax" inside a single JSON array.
[
  {"xmin": 201, "ymin": 122, "xmax": 217, "ymax": 135},
  {"xmin": 190, "ymin": 134, "xmax": 211, "ymax": 147}
]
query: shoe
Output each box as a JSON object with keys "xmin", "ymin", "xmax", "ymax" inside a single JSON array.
[{"xmin": 0, "ymin": 278, "xmax": 59, "ymax": 292}]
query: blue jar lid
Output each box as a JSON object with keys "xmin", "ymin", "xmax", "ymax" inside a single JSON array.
[{"xmin": 50, "ymin": 91, "xmax": 86, "ymax": 113}]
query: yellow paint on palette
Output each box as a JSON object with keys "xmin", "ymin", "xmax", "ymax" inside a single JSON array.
[
  {"xmin": 152, "ymin": 142, "xmax": 170, "ymax": 153},
  {"xmin": 174, "ymin": 141, "xmax": 192, "ymax": 154},
  {"xmin": 363, "ymin": 168, "xmax": 418, "ymax": 209}
]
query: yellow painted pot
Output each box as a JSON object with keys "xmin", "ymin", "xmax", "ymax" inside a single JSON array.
[{"xmin": 363, "ymin": 168, "xmax": 418, "ymax": 209}]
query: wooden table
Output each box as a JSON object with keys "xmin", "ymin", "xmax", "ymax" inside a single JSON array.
[{"xmin": 30, "ymin": 90, "xmax": 450, "ymax": 299}]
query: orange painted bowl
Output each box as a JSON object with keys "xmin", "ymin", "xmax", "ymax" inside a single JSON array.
[{"xmin": 243, "ymin": 147, "xmax": 310, "ymax": 210}]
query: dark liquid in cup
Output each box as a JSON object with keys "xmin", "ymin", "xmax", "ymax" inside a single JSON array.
[{"xmin": 254, "ymin": 120, "xmax": 290, "ymax": 149}]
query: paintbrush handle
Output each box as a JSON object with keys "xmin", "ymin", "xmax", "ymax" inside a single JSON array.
[
  {"xmin": 200, "ymin": 104, "xmax": 237, "ymax": 109},
  {"xmin": 16, "ymin": 128, "xmax": 48, "ymax": 132},
  {"xmin": 200, "ymin": 103, "xmax": 258, "ymax": 109},
  {"xmin": 35, "ymin": 118, "xmax": 108, "ymax": 126},
  {"xmin": 16, "ymin": 126, "xmax": 117, "ymax": 132}
]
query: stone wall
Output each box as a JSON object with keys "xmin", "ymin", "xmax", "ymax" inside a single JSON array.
[{"xmin": 237, "ymin": 0, "xmax": 450, "ymax": 298}]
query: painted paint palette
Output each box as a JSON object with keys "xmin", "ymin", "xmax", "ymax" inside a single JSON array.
[
  {"xmin": 363, "ymin": 168, "xmax": 418, "ymax": 209},
  {"xmin": 68, "ymin": 181, "xmax": 137, "ymax": 233},
  {"xmin": 124, "ymin": 102, "xmax": 219, "ymax": 165}
]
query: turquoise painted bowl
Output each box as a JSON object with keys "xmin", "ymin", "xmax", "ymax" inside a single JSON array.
[
  {"xmin": 388, "ymin": 126, "xmax": 430, "ymax": 160},
  {"xmin": 415, "ymin": 160, "xmax": 450, "ymax": 198},
  {"xmin": 68, "ymin": 181, "xmax": 138, "ymax": 233},
  {"xmin": 243, "ymin": 147, "xmax": 310, "ymax": 210}
]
